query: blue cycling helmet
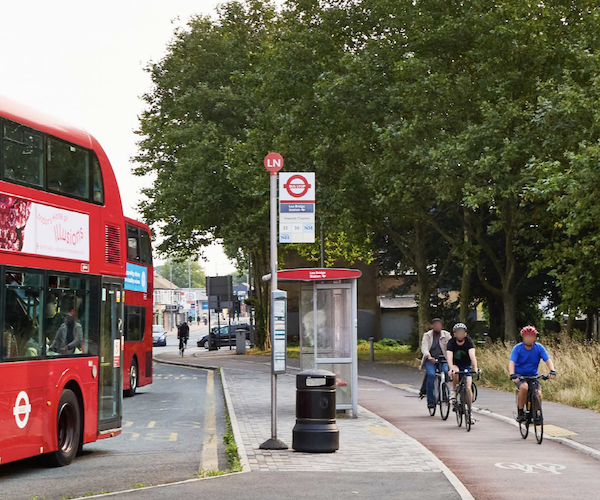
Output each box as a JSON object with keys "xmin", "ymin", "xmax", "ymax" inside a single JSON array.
[{"xmin": 453, "ymin": 323, "xmax": 467, "ymax": 333}]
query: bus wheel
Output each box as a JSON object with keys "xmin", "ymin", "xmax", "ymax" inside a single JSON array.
[
  {"xmin": 125, "ymin": 359, "xmax": 138, "ymax": 397},
  {"xmin": 48, "ymin": 389, "xmax": 81, "ymax": 466}
]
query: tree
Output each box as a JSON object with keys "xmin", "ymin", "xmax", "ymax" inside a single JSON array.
[
  {"xmin": 159, "ymin": 260, "xmax": 206, "ymax": 289},
  {"xmin": 134, "ymin": 1, "xmax": 277, "ymax": 348}
]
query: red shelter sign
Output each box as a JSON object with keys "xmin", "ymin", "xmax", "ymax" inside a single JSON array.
[{"xmin": 277, "ymin": 268, "xmax": 362, "ymax": 281}]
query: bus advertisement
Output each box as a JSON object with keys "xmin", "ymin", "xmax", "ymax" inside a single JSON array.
[{"xmin": 0, "ymin": 95, "xmax": 128, "ymax": 466}]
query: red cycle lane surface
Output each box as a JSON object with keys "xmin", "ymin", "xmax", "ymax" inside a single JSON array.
[{"xmin": 358, "ymin": 379, "xmax": 600, "ymax": 500}]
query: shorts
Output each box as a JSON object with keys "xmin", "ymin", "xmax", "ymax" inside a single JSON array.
[
  {"xmin": 514, "ymin": 376, "xmax": 540, "ymax": 390},
  {"xmin": 455, "ymin": 365, "xmax": 473, "ymax": 377}
]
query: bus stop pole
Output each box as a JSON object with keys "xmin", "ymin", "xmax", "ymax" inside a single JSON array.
[
  {"xmin": 260, "ymin": 159, "xmax": 288, "ymax": 450},
  {"xmin": 271, "ymin": 170, "xmax": 277, "ymax": 439}
]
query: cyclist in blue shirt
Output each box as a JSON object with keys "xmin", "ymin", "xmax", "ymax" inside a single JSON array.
[{"xmin": 509, "ymin": 325, "xmax": 556, "ymax": 423}]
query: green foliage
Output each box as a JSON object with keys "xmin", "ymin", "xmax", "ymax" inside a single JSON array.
[
  {"xmin": 137, "ymin": 0, "xmax": 600, "ymax": 343},
  {"xmin": 159, "ymin": 260, "xmax": 206, "ymax": 288}
]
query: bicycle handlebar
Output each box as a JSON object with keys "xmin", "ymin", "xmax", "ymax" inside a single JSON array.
[{"xmin": 517, "ymin": 374, "xmax": 549, "ymax": 381}]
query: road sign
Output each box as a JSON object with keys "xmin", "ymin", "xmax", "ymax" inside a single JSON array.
[
  {"xmin": 264, "ymin": 152, "xmax": 284, "ymax": 175},
  {"xmin": 279, "ymin": 172, "xmax": 315, "ymax": 202},
  {"xmin": 279, "ymin": 172, "xmax": 315, "ymax": 243}
]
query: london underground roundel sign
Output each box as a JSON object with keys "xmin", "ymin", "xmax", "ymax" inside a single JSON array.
[
  {"xmin": 264, "ymin": 152, "xmax": 284, "ymax": 174},
  {"xmin": 283, "ymin": 174, "xmax": 311, "ymax": 198}
]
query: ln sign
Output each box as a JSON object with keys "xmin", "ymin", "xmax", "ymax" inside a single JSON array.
[
  {"xmin": 279, "ymin": 172, "xmax": 315, "ymax": 244},
  {"xmin": 264, "ymin": 152, "xmax": 284, "ymax": 175}
]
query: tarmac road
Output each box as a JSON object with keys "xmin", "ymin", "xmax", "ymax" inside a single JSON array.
[{"xmin": 0, "ymin": 363, "xmax": 227, "ymax": 500}]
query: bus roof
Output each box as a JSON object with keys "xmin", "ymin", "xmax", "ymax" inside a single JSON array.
[
  {"xmin": 124, "ymin": 217, "xmax": 151, "ymax": 232},
  {"xmin": 0, "ymin": 94, "xmax": 93, "ymax": 149}
]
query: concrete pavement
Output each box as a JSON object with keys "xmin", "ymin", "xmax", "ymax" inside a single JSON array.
[{"xmin": 92, "ymin": 472, "xmax": 462, "ymax": 500}]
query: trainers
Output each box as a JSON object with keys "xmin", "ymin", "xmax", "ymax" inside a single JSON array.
[
  {"xmin": 516, "ymin": 410, "xmax": 527, "ymax": 423},
  {"xmin": 427, "ymin": 402, "xmax": 436, "ymax": 409}
]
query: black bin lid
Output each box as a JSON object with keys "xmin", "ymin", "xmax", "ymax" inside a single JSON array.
[{"xmin": 297, "ymin": 369, "xmax": 336, "ymax": 389}]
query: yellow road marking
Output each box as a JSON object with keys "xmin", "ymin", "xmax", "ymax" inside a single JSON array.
[
  {"xmin": 144, "ymin": 432, "xmax": 178, "ymax": 442},
  {"xmin": 368, "ymin": 425, "xmax": 399, "ymax": 436},
  {"xmin": 543, "ymin": 425, "xmax": 578, "ymax": 437},
  {"xmin": 148, "ymin": 421, "xmax": 156, "ymax": 428},
  {"xmin": 200, "ymin": 370, "xmax": 219, "ymax": 471},
  {"xmin": 130, "ymin": 433, "xmax": 140, "ymax": 441},
  {"xmin": 124, "ymin": 421, "xmax": 133, "ymax": 428}
]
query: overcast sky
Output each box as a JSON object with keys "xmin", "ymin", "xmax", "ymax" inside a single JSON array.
[{"xmin": 0, "ymin": 0, "xmax": 237, "ymax": 276}]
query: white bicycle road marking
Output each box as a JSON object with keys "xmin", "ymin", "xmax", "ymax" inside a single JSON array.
[{"xmin": 495, "ymin": 463, "xmax": 566, "ymax": 474}]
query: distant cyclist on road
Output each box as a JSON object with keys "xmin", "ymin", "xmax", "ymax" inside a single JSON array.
[
  {"xmin": 509, "ymin": 326, "xmax": 556, "ymax": 423},
  {"xmin": 421, "ymin": 318, "xmax": 451, "ymax": 409},
  {"xmin": 446, "ymin": 323, "xmax": 480, "ymax": 408},
  {"xmin": 178, "ymin": 321, "xmax": 190, "ymax": 351}
]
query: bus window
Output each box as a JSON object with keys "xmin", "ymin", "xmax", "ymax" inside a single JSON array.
[
  {"xmin": 2, "ymin": 269, "xmax": 44, "ymax": 360},
  {"xmin": 2, "ymin": 120, "xmax": 44, "ymax": 188},
  {"xmin": 46, "ymin": 274, "xmax": 97, "ymax": 356},
  {"xmin": 127, "ymin": 225, "xmax": 139, "ymax": 261},
  {"xmin": 125, "ymin": 305, "xmax": 145, "ymax": 342},
  {"xmin": 139, "ymin": 229, "xmax": 152, "ymax": 266},
  {"xmin": 47, "ymin": 138, "xmax": 90, "ymax": 199},
  {"xmin": 91, "ymin": 154, "xmax": 104, "ymax": 204}
]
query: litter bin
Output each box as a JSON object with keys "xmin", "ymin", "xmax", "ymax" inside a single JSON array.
[
  {"xmin": 292, "ymin": 369, "xmax": 339, "ymax": 453},
  {"xmin": 235, "ymin": 328, "xmax": 246, "ymax": 355}
]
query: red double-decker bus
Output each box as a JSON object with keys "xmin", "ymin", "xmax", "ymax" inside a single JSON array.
[
  {"xmin": 0, "ymin": 96, "xmax": 124, "ymax": 466},
  {"xmin": 123, "ymin": 217, "xmax": 153, "ymax": 397}
]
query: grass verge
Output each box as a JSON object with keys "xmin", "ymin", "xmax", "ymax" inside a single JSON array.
[
  {"xmin": 248, "ymin": 340, "xmax": 418, "ymax": 365},
  {"xmin": 249, "ymin": 336, "xmax": 600, "ymax": 412},
  {"xmin": 477, "ymin": 336, "xmax": 600, "ymax": 413}
]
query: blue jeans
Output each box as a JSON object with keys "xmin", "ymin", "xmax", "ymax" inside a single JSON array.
[{"xmin": 425, "ymin": 360, "xmax": 449, "ymax": 404}]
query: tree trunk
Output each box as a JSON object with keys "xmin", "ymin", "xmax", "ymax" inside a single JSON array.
[
  {"xmin": 251, "ymin": 249, "xmax": 270, "ymax": 350},
  {"xmin": 459, "ymin": 264, "xmax": 471, "ymax": 324},
  {"xmin": 487, "ymin": 296, "xmax": 504, "ymax": 342},
  {"xmin": 414, "ymin": 223, "xmax": 431, "ymax": 342},
  {"xmin": 585, "ymin": 308, "xmax": 595, "ymax": 341},
  {"xmin": 566, "ymin": 313, "xmax": 575, "ymax": 337},
  {"xmin": 502, "ymin": 290, "xmax": 517, "ymax": 342}
]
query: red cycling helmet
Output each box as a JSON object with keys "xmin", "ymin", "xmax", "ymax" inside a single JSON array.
[{"xmin": 520, "ymin": 325, "xmax": 538, "ymax": 336}]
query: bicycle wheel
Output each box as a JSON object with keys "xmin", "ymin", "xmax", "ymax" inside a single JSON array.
[
  {"xmin": 440, "ymin": 382, "xmax": 450, "ymax": 420},
  {"xmin": 455, "ymin": 392, "xmax": 463, "ymax": 427},
  {"xmin": 533, "ymin": 393, "xmax": 543, "ymax": 444},
  {"xmin": 472, "ymin": 382, "xmax": 478, "ymax": 403},
  {"xmin": 519, "ymin": 411, "xmax": 529, "ymax": 439},
  {"xmin": 428, "ymin": 378, "xmax": 438, "ymax": 416},
  {"xmin": 464, "ymin": 388, "xmax": 472, "ymax": 432}
]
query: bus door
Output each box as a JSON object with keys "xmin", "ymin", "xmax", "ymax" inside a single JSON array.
[{"xmin": 98, "ymin": 280, "xmax": 123, "ymax": 433}]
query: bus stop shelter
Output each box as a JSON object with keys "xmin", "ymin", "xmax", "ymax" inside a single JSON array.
[{"xmin": 277, "ymin": 268, "xmax": 361, "ymax": 417}]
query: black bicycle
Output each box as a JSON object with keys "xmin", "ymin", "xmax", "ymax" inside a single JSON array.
[
  {"xmin": 179, "ymin": 336, "xmax": 188, "ymax": 357},
  {"xmin": 515, "ymin": 374, "xmax": 548, "ymax": 444},
  {"xmin": 453, "ymin": 369, "xmax": 479, "ymax": 432},
  {"xmin": 425, "ymin": 357, "xmax": 451, "ymax": 420}
]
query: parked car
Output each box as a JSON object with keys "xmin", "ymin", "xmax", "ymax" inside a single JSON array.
[
  {"xmin": 197, "ymin": 324, "xmax": 253, "ymax": 349},
  {"xmin": 152, "ymin": 325, "xmax": 167, "ymax": 346}
]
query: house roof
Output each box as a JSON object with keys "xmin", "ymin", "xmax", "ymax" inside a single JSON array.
[{"xmin": 153, "ymin": 272, "xmax": 179, "ymax": 290}]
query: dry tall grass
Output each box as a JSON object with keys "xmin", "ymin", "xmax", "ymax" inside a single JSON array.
[{"xmin": 477, "ymin": 336, "xmax": 600, "ymax": 412}]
